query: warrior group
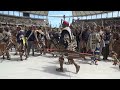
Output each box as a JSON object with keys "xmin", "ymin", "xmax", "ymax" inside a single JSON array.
[{"xmin": 0, "ymin": 19, "xmax": 120, "ymax": 73}]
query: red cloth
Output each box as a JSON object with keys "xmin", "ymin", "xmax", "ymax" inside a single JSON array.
[{"xmin": 63, "ymin": 21, "xmax": 69, "ymax": 26}]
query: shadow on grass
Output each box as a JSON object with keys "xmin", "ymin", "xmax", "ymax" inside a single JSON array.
[
  {"xmin": 47, "ymin": 61, "xmax": 59, "ymax": 64},
  {"xmin": 28, "ymin": 65, "xmax": 71, "ymax": 77}
]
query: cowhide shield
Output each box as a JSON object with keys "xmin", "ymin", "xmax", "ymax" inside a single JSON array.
[{"xmin": 59, "ymin": 27, "xmax": 72, "ymax": 49}]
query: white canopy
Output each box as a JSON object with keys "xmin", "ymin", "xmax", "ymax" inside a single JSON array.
[
  {"xmin": 22, "ymin": 11, "xmax": 48, "ymax": 16},
  {"xmin": 72, "ymin": 11, "xmax": 111, "ymax": 16},
  {"xmin": 22, "ymin": 11, "xmax": 112, "ymax": 17}
]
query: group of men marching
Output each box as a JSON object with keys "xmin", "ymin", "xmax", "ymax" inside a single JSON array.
[
  {"xmin": 0, "ymin": 19, "xmax": 120, "ymax": 73},
  {"xmin": 0, "ymin": 25, "xmax": 47, "ymax": 60},
  {"xmin": 0, "ymin": 22, "xmax": 70, "ymax": 59}
]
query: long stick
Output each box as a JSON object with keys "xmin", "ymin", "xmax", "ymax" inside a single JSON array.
[
  {"xmin": 102, "ymin": 20, "xmax": 104, "ymax": 27},
  {"xmin": 46, "ymin": 48, "xmax": 92, "ymax": 56},
  {"xmin": 78, "ymin": 21, "xmax": 84, "ymax": 52}
]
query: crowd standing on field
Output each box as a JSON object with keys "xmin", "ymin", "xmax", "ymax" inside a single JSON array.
[{"xmin": 0, "ymin": 16, "xmax": 120, "ymax": 73}]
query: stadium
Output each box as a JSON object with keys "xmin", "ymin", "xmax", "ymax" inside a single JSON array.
[{"xmin": 0, "ymin": 11, "xmax": 120, "ymax": 79}]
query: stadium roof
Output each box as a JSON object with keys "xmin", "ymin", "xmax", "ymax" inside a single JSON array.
[
  {"xmin": 22, "ymin": 11, "xmax": 48, "ymax": 16},
  {"xmin": 72, "ymin": 11, "xmax": 111, "ymax": 16},
  {"xmin": 22, "ymin": 11, "xmax": 111, "ymax": 16}
]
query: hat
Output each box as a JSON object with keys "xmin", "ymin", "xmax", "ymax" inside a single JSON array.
[{"xmin": 63, "ymin": 21, "xmax": 69, "ymax": 26}]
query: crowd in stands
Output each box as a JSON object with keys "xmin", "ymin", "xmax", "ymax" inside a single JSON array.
[
  {"xmin": 0, "ymin": 15, "xmax": 46, "ymax": 26},
  {"xmin": 72, "ymin": 18, "xmax": 120, "ymax": 32}
]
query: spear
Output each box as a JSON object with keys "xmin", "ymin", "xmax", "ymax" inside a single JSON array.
[
  {"xmin": 61, "ymin": 19, "xmax": 62, "ymax": 24},
  {"xmin": 63, "ymin": 15, "xmax": 65, "ymax": 21},
  {"xmin": 82, "ymin": 21, "xmax": 84, "ymax": 32},
  {"xmin": 102, "ymin": 20, "xmax": 104, "ymax": 27},
  {"xmin": 78, "ymin": 21, "xmax": 84, "ymax": 52},
  {"xmin": 93, "ymin": 22, "xmax": 97, "ymax": 27}
]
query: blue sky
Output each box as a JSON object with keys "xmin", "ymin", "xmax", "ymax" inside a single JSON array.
[{"xmin": 48, "ymin": 11, "xmax": 72, "ymax": 28}]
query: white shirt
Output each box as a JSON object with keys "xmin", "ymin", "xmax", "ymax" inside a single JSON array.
[{"xmin": 63, "ymin": 27, "xmax": 72, "ymax": 40}]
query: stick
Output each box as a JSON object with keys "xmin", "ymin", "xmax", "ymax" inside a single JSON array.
[{"xmin": 46, "ymin": 48, "xmax": 92, "ymax": 55}]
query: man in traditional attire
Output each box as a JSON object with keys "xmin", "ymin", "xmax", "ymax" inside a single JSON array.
[
  {"xmin": 0, "ymin": 27, "xmax": 5, "ymax": 56},
  {"xmin": 59, "ymin": 20, "xmax": 72, "ymax": 49},
  {"xmin": 16, "ymin": 27, "xmax": 26, "ymax": 45},
  {"xmin": 56, "ymin": 20, "xmax": 80, "ymax": 73},
  {"xmin": 0, "ymin": 27, "xmax": 4, "ymax": 42},
  {"xmin": 35, "ymin": 27, "xmax": 45, "ymax": 55},
  {"xmin": 73, "ymin": 27, "xmax": 81, "ymax": 52},
  {"xmin": 102, "ymin": 27, "xmax": 111, "ymax": 61},
  {"xmin": 2, "ymin": 26, "xmax": 12, "ymax": 60},
  {"xmin": 81, "ymin": 28, "xmax": 90, "ymax": 53},
  {"xmin": 88, "ymin": 26, "xmax": 101, "ymax": 65},
  {"xmin": 25, "ymin": 26, "xmax": 36, "ymax": 56},
  {"xmin": 16, "ymin": 26, "xmax": 28, "ymax": 60}
]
